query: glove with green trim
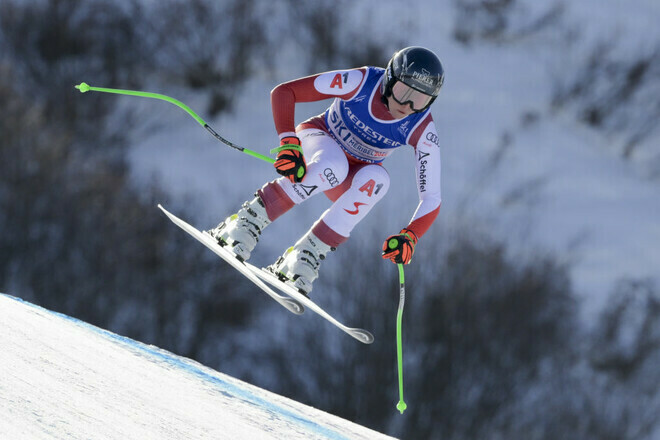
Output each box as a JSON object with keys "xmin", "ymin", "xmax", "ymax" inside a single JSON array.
[
  {"xmin": 382, "ymin": 228, "xmax": 418, "ymax": 265},
  {"xmin": 272, "ymin": 136, "xmax": 306, "ymax": 183}
]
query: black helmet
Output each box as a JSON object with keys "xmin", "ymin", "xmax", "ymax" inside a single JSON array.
[{"xmin": 382, "ymin": 46, "xmax": 444, "ymax": 112}]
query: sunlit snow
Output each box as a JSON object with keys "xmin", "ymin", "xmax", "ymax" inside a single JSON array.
[{"xmin": 0, "ymin": 294, "xmax": 395, "ymax": 440}]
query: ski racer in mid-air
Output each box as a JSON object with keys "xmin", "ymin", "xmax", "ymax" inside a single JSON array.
[{"xmin": 209, "ymin": 46, "xmax": 444, "ymax": 296}]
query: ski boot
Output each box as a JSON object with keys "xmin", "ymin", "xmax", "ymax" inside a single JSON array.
[
  {"xmin": 269, "ymin": 230, "xmax": 335, "ymax": 296},
  {"xmin": 208, "ymin": 196, "xmax": 270, "ymax": 261}
]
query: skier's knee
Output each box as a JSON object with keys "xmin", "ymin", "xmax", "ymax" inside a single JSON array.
[
  {"xmin": 328, "ymin": 157, "xmax": 350, "ymax": 186},
  {"xmin": 352, "ymin": 165, "xmax": 390, "ymax": 201}
]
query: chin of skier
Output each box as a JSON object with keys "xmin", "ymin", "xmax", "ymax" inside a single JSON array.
[{"xmin": 208, "ymin": 46, "xmax": 444, "ymax": 296}]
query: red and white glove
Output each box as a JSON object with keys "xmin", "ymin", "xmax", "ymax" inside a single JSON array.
[
  {"xmin": 273, "ymin": 136, "xmax": 306, "ymax": 183},
  {"xmin": 382, "ymin": 228, "xmax": 418, "ymax": 265}
]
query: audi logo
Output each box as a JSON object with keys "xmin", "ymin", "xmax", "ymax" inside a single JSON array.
[{"xmin": 323, "ymin": 168, "xmax": 339, "ymax": 187}]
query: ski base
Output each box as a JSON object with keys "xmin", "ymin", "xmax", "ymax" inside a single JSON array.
[
  {"xmin": 158, "ymin": 204, "xmax": 304, "ymax": 315},
  {"xmin": 248, "ymin": 266, "xmax": 374, "ymax": 345},
  {"xmin": 158, "ymin": 204, "xmax": 374, "ymax": 344}
]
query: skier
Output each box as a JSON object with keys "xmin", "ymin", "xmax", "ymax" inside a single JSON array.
[{"xmin": 209, "ymin": 46, "xmax": 444, "ymax": 295}]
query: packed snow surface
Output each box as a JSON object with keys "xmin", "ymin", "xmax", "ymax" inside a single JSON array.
[{"xmin": 0, "ymin": 293, "xmax": 395, "ymax": 440}]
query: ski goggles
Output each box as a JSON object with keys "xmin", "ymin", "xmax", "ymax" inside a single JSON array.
[{"xmin": 390, "ymin": 81, "xmax": 434, "ymax": 112}]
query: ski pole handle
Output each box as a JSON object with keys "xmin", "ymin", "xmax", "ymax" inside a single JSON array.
[
  {"xmin": 74, "ymin": 82, "xmax": 275, "ymax": 164},
  {"xmin": 395, "ymin": 262, "xmax": 407, "ymax": 414}
]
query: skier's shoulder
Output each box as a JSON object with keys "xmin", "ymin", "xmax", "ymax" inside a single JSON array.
[
  {"xmin": 407, "ymin": 111, "xmax": 439, "ymax": 149},
  {"xmin": 311, "ymin": 66, "xmax": 371, "ymax": 96}
]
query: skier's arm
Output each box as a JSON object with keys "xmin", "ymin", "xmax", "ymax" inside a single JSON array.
[
  {"xmin": 382, "ymin": 116, "xmax": 441, "ymax": 265},
  {"xmin": 407, "ymin": 117, "xmax": 442, "ymax": 239},
  {"xmin": 270, "ymin": 68, "xmax": 366, "ymax": 138}
]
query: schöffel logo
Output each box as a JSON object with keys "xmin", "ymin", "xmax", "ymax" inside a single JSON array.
[
  {"xmin": 292, "ymin": 183, "xmax": 317, "ymax": 199},
  {"xmin": 418, "ymin": 151, "xmax": 430, "ymax": 193},
  {"xmin": 300, "ymin": 184, "xmax": 317, "ymax": 196}
]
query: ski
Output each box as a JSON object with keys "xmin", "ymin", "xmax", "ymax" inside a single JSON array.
[
  {"xmin": 248, "ymin": 266, "xmax": 375, "ymax": 345},
  {"xmin": 158, "ymin": 204, "xmax": 304, "ymax": 315},
  {"xmin": 158, "ymin": 204, "xmax": 374, "ymax": 344}
]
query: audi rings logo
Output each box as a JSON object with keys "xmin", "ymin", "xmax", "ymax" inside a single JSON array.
[
  {"xmin": 426, "ymin": 132, "xmax": 439, "ymax": 146},
  {"xmin": 323, "ymin": 168, "xmax": 339, "ymax": 187}
]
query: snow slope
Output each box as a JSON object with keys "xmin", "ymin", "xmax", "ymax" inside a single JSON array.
[{"xmin": 0, "ymin": 293, "xmax": 395, "ymax": 440}]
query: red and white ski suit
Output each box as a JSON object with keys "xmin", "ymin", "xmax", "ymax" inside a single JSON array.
[{"xmin": 258, "ymin": 66, "xmax": 442, "ymax": 248}]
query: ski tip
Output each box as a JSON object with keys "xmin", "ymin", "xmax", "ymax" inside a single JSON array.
[
  {"xmin": 285, "ymin": 299, "xmax": 305, "ymax": 315},
  {"xmin": 351, "ymin": 329, "xmax": 375, "ymax": 344}
]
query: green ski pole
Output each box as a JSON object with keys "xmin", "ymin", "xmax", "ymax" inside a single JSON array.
[
  {"xmin": 395, "ymin": 262, "xmax": 407, "ymax": 414},
  {"xmin": 74, "ymin": 82, "xmax": 278, "ymax": 164},
  {"xmin": 387, "ymin": 238, "xmax": 408, "ymax": 414}
]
